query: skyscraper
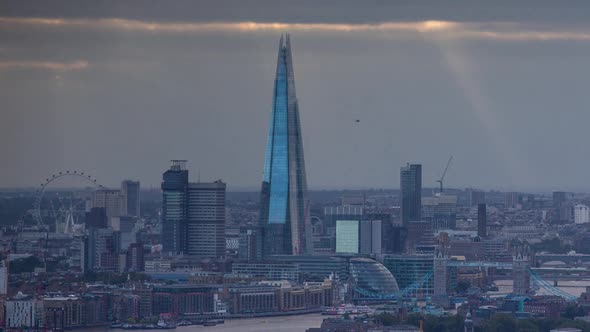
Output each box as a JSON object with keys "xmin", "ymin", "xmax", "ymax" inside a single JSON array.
[
  {"xmin": 186, "ymin": 181, "xmax": 226, "ymax": 257},
  {"xmin": 161, "ymin": 160, "xmax": 227, "ymax": 257},
  {"xmin": 477, "ymin": 203, "xmax": 487, "ymax": 238},
  {"xmin": 400, "ymin": 163, "xmax": 422, "ymax": 226},
  {"xmin": 121, "ymin": 180, "xmax": 141, "ymax": 217},
  {"xmin": 260, "ymin": 34, "xmax": 310, "ymax": 256},
  {"xmin": 161, "ymin": 160, "xmax": 189, "ymax": 254}
]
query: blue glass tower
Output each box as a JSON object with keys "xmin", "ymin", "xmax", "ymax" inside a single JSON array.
[{"xmin": 260, "ymin": 34, "xmax": 310, "ymax": 256}]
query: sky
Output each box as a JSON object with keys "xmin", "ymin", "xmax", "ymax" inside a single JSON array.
[{"xmin": 2, "ymin": 0, "xmax": 590, "ymax": 192}]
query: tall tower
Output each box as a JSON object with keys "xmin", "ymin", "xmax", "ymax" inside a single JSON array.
[
  {"xmin": 260, "ymin": 34, "xmax": 310, "ymax": 256},
  {"xmin": 512, "ymin": 243, "xmax": 531, "ymax": 296},
  {"xmin": 186, "ymin": 181, "xmax": 226, "ymax": 258},
  {"xmin": 433, "ymin": 240, "xmax": 449, "ymax": 307},
  {"xmin": 161, "ymin": 160, "xmax": 189, "ymax": 255},
  {"xmin": 121, "ymin": 180, "xmax": 141, "ymax": 217},
  {"xmin": 400, "ymin": 163, "xmax": 422, "ymax": 227},
  {"xmin": 477, "ymin": 203, "xmax": 487, "ymax": 238}
]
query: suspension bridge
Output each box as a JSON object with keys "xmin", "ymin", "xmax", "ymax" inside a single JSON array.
[{"xmin": 355, "ymin": 264, "xmax": 579, "ymax": 302}]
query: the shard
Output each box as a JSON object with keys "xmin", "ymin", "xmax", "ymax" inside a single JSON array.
[{"xmin": 260, "ymin": 34, "xmax": 310, "ymax": 256}]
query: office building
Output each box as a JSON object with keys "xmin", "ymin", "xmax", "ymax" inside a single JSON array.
[
  {"xmin": 259, "ymin": 34, "xmax": 310, "ymax": 256},
  {"xmin": 231, "ymin": 262, "xmax": 299, "ymax": 281},
  {"xmin": 400, "ymin": 163, "xmax": 422, "ymax": 226},
  {"xmin": 161, "ymin": 160, "xmax": 189, "ymax": 254},
  {"xmin": 87, "ymin": 228, "xmax": 119, "ymax": 272},
  {"xmin": 152, "ymin": 285, "xmax": 219, "ymax": 317},
  {"xmin": 316, "ymin": 206, "xmax": 364, "ymax": 254},
  {"xmin": 85, "ymin": 207, "xmax": 108, "ymax": 229},
  {"xmin": 575, "ymin": 204, "xmax": 590, "ymax": 224},
  {"xmin": 477, "ymin": 203, "xmax": 487, "ymax": 238},
  {"xmin": 268, "ymin": 255, "xmax": 349, "ymax": 281},
  {"xmin": 0, "ymin": 260, "xmax": 7, "ymax": 295},
  {"xmin": 186, "ymin": 181, "xmax": 226, "ymax": 257},
  {"xmin": 5, "ymin": 294, "xmax": 43, "ymax": 329},
  {"xmin": 469, "ymin": 190, "xmax": 486, "ymax": 206},
  {"xmin": 406, "ymin": 221, "xmax": 435, "ymax": 254},
  {"xmin": 238, "ymin": 226, "xmax": 263, "ymax": 261},
  {"xmin": 335, "ymin": 220, "xmax": 360, "ymax": 254},
  {"xmin": 161, "ymin": 160, "xmax": 226, "ymax": 257},
  {"xmin": 422, "ymin": 195, "xmax": 457, "ymax": 231},
  {"xmin": 121, "ymin": 180, "xmax": 140, "ymax": 217},
  {"xmin": 126, "ymin": 242, "xmax": 144, "ymax": 272},
  {"xmin": 505, "ymin": 192, "xmax": 520, "ymax": 209},
  {"xmin": 92, "ymin": 189, "xmax": 124, "ymax": 218}
]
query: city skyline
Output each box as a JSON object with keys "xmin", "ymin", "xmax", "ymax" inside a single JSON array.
[{"xmin": 5, "ymin": 1, "xmax": 590, "ymax": 192}]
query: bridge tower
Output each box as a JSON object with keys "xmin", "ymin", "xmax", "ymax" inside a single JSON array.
[
  {"xmin": 433, "ymin": 240, "xmax": 449, "ymax": 307},
  {"xmin": 512, "ymin": 243, "xmax": 531, "ymax": 296}
]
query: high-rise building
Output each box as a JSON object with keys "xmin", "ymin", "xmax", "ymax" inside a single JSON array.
[
  {"xmin": 121, "ymin": 180, "xmax": 141, "ymax": 217},
  {"xmin": 126, "ymin": 242, "xmax": 145, "ymax": 272},
  {"xmin": 553, "ymin": 191, "xmax": 573, "ymax": 223},
  {"xmin": 259, "ymin": 34, "xmax": 310, "ymax": 256},
  {"xmin": 574, "ymin": 204, "xmax": 590, "ymax": 224},
  {"xmin": 85, "ymin": 207, "xmax": 108, "ymax": 229},
  {"xmin": 161, "ymin": 160, "xmax": 189, "ymax": 254},
  {"xmin": 186, "ymin": 181, "xmax": 226, "ymax": 258},
  {"xmin": 335, "ymin": 220, "xmax": 360, "ymax": 254},
  {"xmin": 161, "ymin": 160, "xmax": 227, "ymax": 257},
  {"xmin": 477, "ymin": 203, "xmax": 487, "ymax": 238},
  {"xmin": 422, "ymin": 194, "xmax": 457, "ymax": 231},
  {"xmin": 92, "ymin": 189, "xmax": 124, "ymax": 218},
  {"xmin": 0, "ymin": 259, "xmax": 7, "ymax": 295},
  {"xmin": 469, "ymin": 190, "xmax": 486, "ymax": 206},
  {"xmin": 400, "ymin": 163, "xmax": 422, "ymax": 226},
  {"xmin": 505, "ymin": 192, "xmax": 520, "ymax": 209}
]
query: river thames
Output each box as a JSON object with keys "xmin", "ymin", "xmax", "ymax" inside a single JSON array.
[{"xmin": 89, "ymin": 314, "xmax": 326, "ymax": 332}]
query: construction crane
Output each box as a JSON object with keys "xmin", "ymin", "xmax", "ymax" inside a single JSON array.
[{"xmin": 436, "ymin": 156, "xmax": 453, "ymax": 193}]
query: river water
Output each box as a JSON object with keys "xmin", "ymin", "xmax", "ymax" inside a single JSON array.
[{"xmin": 89, "ymin": 314, "xmax": 326, "ymax": 332}]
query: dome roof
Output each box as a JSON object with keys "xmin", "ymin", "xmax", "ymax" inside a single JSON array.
[{"xmin": 349, "ymin": 258, "xmax": 399, "ymax": 294}]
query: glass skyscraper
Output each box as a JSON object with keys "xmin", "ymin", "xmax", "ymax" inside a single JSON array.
[
  {"xmin": 400, "ymin": 163, "xmax": 422, "ymax": 226},
  {"xmin": 260, "ymin": 34, "xmax": 309, "ymax": 256}
]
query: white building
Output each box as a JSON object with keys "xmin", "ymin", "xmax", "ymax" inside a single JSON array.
[
  {"xmin": 5, "ymin": 293, "xmax": 43, "ymax": 329},
  {"xmin": 574, "ymin": 204, "xmax": 590, "ymax": 224}
]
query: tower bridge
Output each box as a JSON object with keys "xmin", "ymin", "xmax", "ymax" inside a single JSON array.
[{"xmin": 357, "ymin": 252, "xmax": 582, "ymax": 302}]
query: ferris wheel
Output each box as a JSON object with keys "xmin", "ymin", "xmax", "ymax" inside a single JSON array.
[{"xmin": 33, "ymin": 170, "xmax": 105, "ymax": 234}]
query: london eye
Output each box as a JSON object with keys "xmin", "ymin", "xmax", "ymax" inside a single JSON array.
[{"xmin": 33, "ymin": 170, "xmax": 105, "ymax": 234}]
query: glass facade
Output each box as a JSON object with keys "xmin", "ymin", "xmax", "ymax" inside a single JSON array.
[
  {"xmin": 335, "ymin": 220, "xmax": 359, "ymax": 254},
  {"xmin": 161, "ymin": 162, "xmax": 188, "ymax": 254},
  {"xmin": 382, "ymin": 254, "xmax": 434, "ymax": 296},
  {"xmin": 400, "ymin": 164, "xmax": 422, "ymax": 226},
  {"xmin": 260, "ymin": 34, "xmax": 309, "ymax": 256},
  {"xmin": 349, "ymin": 258, "xmax": 399, "ymax": 295}
]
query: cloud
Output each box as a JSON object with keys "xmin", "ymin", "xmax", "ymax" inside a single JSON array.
[
  {"xmin": 0, "ymin": 60, "xmax": 89, "ymax": 71},
  {"xmin": 3, "ymin": 17, "xmax": 590, "ymax": 42}
]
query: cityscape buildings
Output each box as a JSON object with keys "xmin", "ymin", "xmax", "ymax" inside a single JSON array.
[
  {"xmin": 259, "ymin": 34, "xmax": 310, "ymax": 256},
  {"xmin": 121, "ymin": 180, "xmax": 141, "ymax": 218},
  {"xmin": 575, "ymin": 204, "xmax": 590, "ymax": 224},
  {"xmin": 161, "ymin": 160, "xmax": 226, "ymax": 257},
  {"xmin": 400, "ymin": 163, "xmax": 422, "ymax": 226},
  {"xmin": 478, "ymin": 203, "xmax": 487, "ymax": 238},
  {"xmin": 161, "ymin": 160, "xmax": 189, "ymax": 254},
  {"xmin": 186, "ymin": 181, "xmax": 226, "ymax": 258}
]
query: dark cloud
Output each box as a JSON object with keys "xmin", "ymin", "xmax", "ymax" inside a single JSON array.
[{"xmin": 2, "ymin": 1, "xmax": 590, "ymax": 192}]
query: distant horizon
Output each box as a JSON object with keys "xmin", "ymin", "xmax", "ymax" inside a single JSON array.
[{"xmin": 0, "ymin": 185, "xmax": 582, "ymax": 195}]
